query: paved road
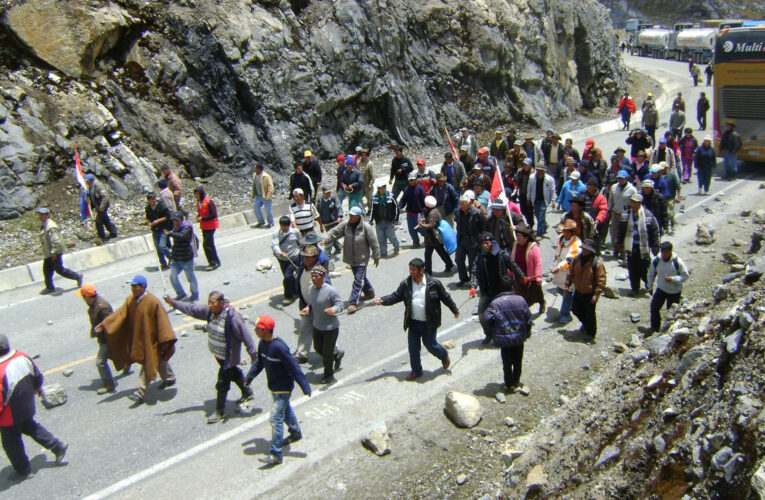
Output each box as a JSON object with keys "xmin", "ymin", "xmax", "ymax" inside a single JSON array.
[{"xmin": 0, "ymin": 55, "xmax": 760, "ymax": 499}]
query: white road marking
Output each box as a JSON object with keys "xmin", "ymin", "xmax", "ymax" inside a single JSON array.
[{"xmin": 83, "ymin": 318, "xmax": 475, "ymax": 500}]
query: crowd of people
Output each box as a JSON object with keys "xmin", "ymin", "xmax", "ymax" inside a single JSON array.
[{"xmin": 11, "ymin": 104, "xmax": 739, "ymax": 473}]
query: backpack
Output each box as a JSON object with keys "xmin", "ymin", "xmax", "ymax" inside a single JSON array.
[{"xmin": 652, "ymin": 255, "xmax": 684, "ymax": 275}]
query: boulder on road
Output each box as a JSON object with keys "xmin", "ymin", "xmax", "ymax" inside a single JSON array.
[
  {"xmin": 362, "ymin": 422, "xmax": 391, "ymax": 456},
  {"xmin": 256, "ymin": 258, "xmax": 273, "ymax": 271},
  {"xmin": 445, "ymin": 391, "xmax": 482, "ymax": 428},
  {"xmin": 695, "ymin": 224, "xmax": 715, "ymax": 246},
  {"xmin": 41, "ymin": 383, "xmax": 67, "ymax": 409},
  {"xmin": 744, "ymin": 257, "xmax": 765, "ymax": 285}
]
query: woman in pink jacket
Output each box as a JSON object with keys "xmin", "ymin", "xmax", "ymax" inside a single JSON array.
[{"xmin": 510, "ymin": 224, "xmax": 544, "ymax": 314}]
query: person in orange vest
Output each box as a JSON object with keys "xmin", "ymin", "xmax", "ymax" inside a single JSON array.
[{"xmin": 194, "ymin": 185, "xmax": 221, "ymax": 270}]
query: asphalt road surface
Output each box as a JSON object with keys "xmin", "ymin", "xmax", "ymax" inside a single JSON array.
[{"xmin": 0, "ymin": 55, "xmax": 760, "ymax": 499}]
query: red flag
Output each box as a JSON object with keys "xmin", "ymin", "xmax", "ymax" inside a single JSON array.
[
  {"xmin": 490, "ymin": 163, "xmax": 504, "ymax": 201},
  {"xmin": 73, "ymin": 143, "xmax": 91, "ymax": 220},
  {"xmin": 444, "ymin": 127, "xmax": 459, "ymax": 160}
]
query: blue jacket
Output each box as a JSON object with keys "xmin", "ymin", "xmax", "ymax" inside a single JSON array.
[
  {"xmin": 431, "ymin": 182, "xmax": 459, "ymax": 216},
  {"xmin": 651, "ymin": 175, "xmax": 670, "ymax": 198},
  {"xmin": 341, "ymin": 168, "xmax": 363, "ymax": 193},
  {"xmin": 557, "ymin": 180, "xmax": 586, "ymax": 211},
  {"xmin": 246, "ymin": 337, "xmax": 311, "ymax": 395},
  {"xmin": 399, "ymin": 184, "xmax": 426, "ymax": 214},
  {"xmin": 483, "ymin": 292, "xmax": 532, "ymax": 348}
]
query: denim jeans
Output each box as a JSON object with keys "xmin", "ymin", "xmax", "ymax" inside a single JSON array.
[
  {"xmin": 279, "ymin": 258, "xmax": 298, "ymax": 299},
  {"xmin": 42, "ymin": 255, "xmax": 80, "ymax": 290},
  {"xmin": 455, "ymin": 240, "xmax": 477, "ymax": 282},
  {"xmin": 406, "ymin": 213, "xmax": 422, "ymax": 245},
  {"xmin": 253, "ymin": 197, "xmax": 274, "ymax": 225},
  {"xmin": 349, "ymin": 265, "xmax": 374, "ymax": 305},
  {"xmin": 391, "ymin": 181, "xmax": 407, "ymax": 202},
  {"xmin": 408, "ymin": 320, "xmax": 448, "ymax": 376},
  {"xmin": 723, "ymin": 151, "xmax": 737, "ymax": 177},
  {"xmin": 533, "ymin": 200, "xmax": 548, "ymax": 235},
  {"xmin": 375, "ymin": 220, "xmax": 400, "ymax": 256},
  {"xmin": 96, "ymin": 342, "xmax": 116, "ymax": 390},
  {"xmin": 270, "ymin": 392, "xmax": 300, "ymax": 457},
  {"xmin": 650, "ymin": 289, "xmax": 681, "ymax": 332},
  {"xmin": 169, "ymin": 258, "xmax": 199, "ymax": 300},
  {"xmin": 478, "ymin": 294, "xmax": 493, "ymax": 337},
  {"xmin": 560, "ymin": 289, "xmax": 574, "ymax": 317},
  {"xmin": 152, "ymin": 231, "xmax": 171, "ymax": 266}
]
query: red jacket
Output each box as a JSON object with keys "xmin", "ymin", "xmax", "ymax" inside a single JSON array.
[
  {"xmin": 588, "ymin": 192, "xmax": 608, "ymax": 224},
  {"xmin": 197, "ymin": 196, "xmax": 219, "ymax": 231}
]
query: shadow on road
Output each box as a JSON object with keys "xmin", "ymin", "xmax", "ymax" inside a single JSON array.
[
  {"xmin": 471, "ymin": 382, "xmax": 506, "ymax": 398},
  {"xmin": 364, "ymin": 369, "xmax": 449, "ymax": 384},
  {"xmin": 0, "ymin": 454, "xmax": 60, "ymax": 492}
]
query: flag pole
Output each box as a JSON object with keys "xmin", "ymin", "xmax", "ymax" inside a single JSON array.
[{"xmin": 493, "ymin": 162, "xmax": 517, "ymax": 242}]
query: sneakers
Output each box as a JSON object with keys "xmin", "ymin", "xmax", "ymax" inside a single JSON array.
[
  {"xmin": 481, "ymin": 336, "xmax": 492, "ymax": 345},
  {"xmin": 54, "ymin": 443, "xmax": 68, "ymax": 465},
  {"xmin": 334, "ymin": 350, "xmax": 344, "ymax": 371},
  {"xmin": 392, "ymin": 247, "xmax": 400, "ymax": 256},
  {"xmin": 559, "ymin": 315, "xmax": 572, "ymax": 324},
  {"xmin": 282, "ymin": 297, "xmax": 295, "ymax": 306},
  {"xmin": 404, "ymin": 372, "xmax": 421, "ymax": 381},
  {"xmin": 96, "ymin": 386, "xmax": 117, "ymax": 395},
  {"xmin": 258, "ymin": 454, "xmax": 283, "ymax": 465},
  {"xmin": 237, "ymin": 390, "xmax": 254, "ymax": 404},
  {"xmin": 206, "ymin": 412, "xmax": 226, "ymax": 424},
  {"xmin": 360, "ymin": 291, "xmax": 375, "ymax": 301},
  {"xmin": 159, "ymin": 379, "xmax": 176, "ymax": 389},
  {"xmin": 321, "ymin": 375, "xmax": 335, "ymax": 384},
  {"xmin": 283, "ymin": 431, "xmax": 302, "ymax": 446},
  {"xmin": 442, "ymin": 355, "xmax": 451, "ymax": 370}
]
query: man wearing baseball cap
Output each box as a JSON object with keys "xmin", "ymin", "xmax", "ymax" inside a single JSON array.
[
  {"xmin": 77, "ymin": 284, "xmax": 122, "ymax": 394},
  {"xmin": 95, "ymin": 275, "xmax": 177, "ymax": 404},
  {"xmin": 245, "ymin": 315, "xmax": 311, "ymax": 465},
  {"xmin": 37, "ymin": 207, "xmax": 83, "ymax": 295},
  {"xmin": 301, "ymin": 150, "xmax": 322, "ymax": 192},
  {"xmin": 557, "ymin": 169, "xmax": 586, "ymax": 212},
  {"xmin": 85, "ymin": 174, "xmax": 118, "ymax": 241}
]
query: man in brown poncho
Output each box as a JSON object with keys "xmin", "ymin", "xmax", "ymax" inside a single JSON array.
[{"xmin": 95, "ymin": 275, "xmax": 177, "ymax": 404}]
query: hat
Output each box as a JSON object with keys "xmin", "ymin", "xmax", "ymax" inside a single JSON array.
[
  {"xmin": 659, "ymin": 138, "xmax": 667, "ymax": 144},
  {"xmin": 355, "ymin": 146, "xmax": 362, "ymax": 152},
  {"xmin": 322, "ymin": 184, "xmax": 332, "ymax": 192},
  {"xmin": 436, "ymin": 173, "xmax": 446, "ymax": 181},
  {"xmin": 336, "ymin": 155, "xmax": 346, "ymax": 162},
  {"xmin": 36, "ymin": 207, "xmax": 50, "ymax": 214},
  {"xmin": 416, "ymin": 158, "xmax": 425, "ymax": 166},
  {"xmin": 570, "ymin": 171, "xmax": 581, "ymax": 180},
  {"xmin": 523, "ymin": 158, "xmax": 533, "ymax": 165},
  {"xmin": 614, "ymin": 146, "xmax": 626, "ymax": 153},
  {"xmin": 279, "ymin": 215, "xmax": 291, "ymax": 225},
  {"xmin": 460, "ymin": 127, "xmax": 468, "ymax": 132},
  {"xmin": 424, "ymin": 196, "xmax": 436, "ymax": 208},
  {"xmin": 647, "ymin": 92, "xmax": 653, "ymax": 97},
  {"xmin": 359, "ymin": 148, "xmax": 369, "ymax": 154},
  {"xmin": 660, "ymin": 241, "xmax": 673, "ymax": 251},
  {"xmin": 479, "ymin": 232, "xmax": 494, "ymax": 242},
  {"xmin": 477, "ymin": 147, "xmax": 487, "ymax": 155},
  {"xmin": 658, "ymin": 161, "xmax": 668, "ymax": 169},
  {"xmin": 559, "ymin": 219, "xmax": 577, "ymax": 231},
  {"xmin": 84, "ymin": 173, "xmax": 95, "ymax": 182},
  {"xmin": 581, "ymin": 239, "xmax": 599, "ymax": 255},
  {"xmin": 472, "ymin": 178, "xmax": 484, "ymax": 187},
  {"xmin": 515, "ymin": 223, "xmax": 533, "ymax": 238},
  {"xmin": 553, "ymin": 133, "xmax": 562, "ymax": 140},
  {"xmin": 585, "ymin": 138, "xmax": 594, "ymax": 148},
  {"xmin": 523, "ymin": 133, "xmax": 534, "ymax": 140},
  {"xmin": 703, "ymin": 135, "xmax": 712, "ymax": 142},
  {"xmin": 586, "ymin": 177, "xmax": 598, "ymax": 186},
  {"xmin": 570, "ymin": 197, "xmax": 585, "ymax": 206},
  {"xmin": 408, "ymin": 172, "xmax": 417, "ymax": 180},
  {"xmin": 472, "ymin": 163, "xmax": 482, "ymax": 170},
  {"xmin": 495, "ymin": 129, "xmax": 504, "ymax": 134},
  {"xmin": 0, "ymin": 334, "xmax": 8, "ymax": 354},
  {"xmin": 459, "ymin": 144, "xmax": 469, "ymax": 152},
  {"xmin": 292, "ymin": 187, "xmax": 304, "ymax": 196},
  {"xmin": 349, "ymin": 206, "xmax": 363, "ymax": 216},
  {"xmin": 301, "ymin": 245, "xmax": 319, "ymax": 257},
  {"xmin": 636, "ymin": 150, "xmax": 646, "ymax": 157},
  {"xmin": 724, "ymin": 119, "xmax": 736, "ymax": 127},
  {"xmin": 591, "ymin": 148, "xmax": 602, "ymax": 156},
  {"xmin": 171, "ymin": 211, "xmax": 185, "ymax": 221},
  {"xmin": 630, "ymin": 193, "xmax": 644, "ymax": 203},
  {"xmin": 684, "ymin": 127, "xmax": 693, "ymax": 133},
  {"xmin": 641, "ymin": 179, "xmax": 654, "ymax": 188},
  {"xmin": 650, "ymin": 165, "xmax": 661, "ymax": 173},
  {"xmin": 310, "ymin": 264, "xmax": 327, "ymax": 276},
  {"xmin": 304, "ymin": 150, "xmax": 312, "ymax": 157},
  {"xmin": 255, "ymin": 315, "xmax": 275, "ymax": 331},
  {"xmin": 460, "ymin": 190, "xmax": 475, "ymax": 202},
  {"xmin": 513, "ymin": 139, "xmax": 522, "ymax": 146},
  {"xmin": 377, "ymin": 182, "xmax": 387, "ymax": 188},
  {"xmin": 566, "ymin": 157, "xmax": 576, "ymax": 164},
  {"xmin": 345, "ymin": 157, "xmax": 355, "ymax": 165},
  {"xmin": 535, "ymin": 164, "xmax": 546, "ymax": 171},
  {"xmin": 75, "ymin": 284, "xmax": 97, "ymax": 297},
  {"xmin": 616, "ymin": 170, "xmax": 629, "ymax": 178},
  {"xmin": 146, "ymin": 192, "xmax": 157, "ymax": 199},
  {"xmin": 488, "ymin": 199, "xmax": 506, "ymax": 211},
  {"xmin": 128, "ymin": 275, "xmax": 148, "ymax": 287},
  {"xmin": 302, "ymin": 231, "xmax": 322, "ymax": 244}
]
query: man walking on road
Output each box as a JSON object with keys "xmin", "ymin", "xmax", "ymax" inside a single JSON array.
[
  {"xmin": 647, "ymin": 241, "xmax": 690, "ymax": 333},
  {"xmin": 483, "ymin": 276, "xmax": 531, "ymax": 394},
  {"xmin": 161, "ymin": 165, "xmax": 183, "ymax": 208},
  {"xmin": 564, "ymin": 239, "xmax": 606, "ymax": 340},
  {"xmin": 316, "ymin": 186, "xmax": 343, "ymax": 256},
  {"xmin": 165, "ymin": 211, "xmax": 199, "ymax": 302},
  {"xmin": 720, "ymin": 121, "xmax": 742, "ymax": 181},
  {"xmin": 37, "ymin": 207, "xmax": 82, "ymax": 295},
  {"xmin": 165, "ymin": 291, "xmax": 257, "ymax": 423},
  {"xmin": 696, "ymin": 92, "xmax": 710, "ymax": 131},
  {"xmin": 527, "ymin": 165, "xmax": 556, "ymax": 237},
  {"xmin": 245, "ymin": 315, "xmax": 311, "ymax": 466},
  {"xmin": 324, "ymin": 206, "xmax": 380, "ymax": 312},
  {"xmin": 0, "ymin": 334, "xmax": 68, "ymax": 479},
  {"xmin": 85, "ymin": 174, "xmax": 118, "ymax": 241},
  {"xmin": 375, "ymin": 258, "xmax": 458, "ymax": 381},
  {"xmin": 455, "ymin": 192, "xmax": 486, "ymax": 287},
  {"xmin": 251, "ymin": 163, "xmax": 274, "ymax": 228},
  {"xmin": 272, "ymin": 216, "xmax": 301, "ymax": 305},
  {"xmin": 96, "ymin": 275, "xmax": 177, "ymax": 404},
  {"xmin": 77, "ymin": 284, "xmax": 120, "ymax": 394},
  {"xmin": 607, "ymin": 170, "xmax": 637, "ymax": 259},
  {"xmin": 370, "ymin": 183, "xmax": 400, "ymax": 257},
  {"xmin": 145, "ymin": 193, "xmax": 172, "ymax": 271},
  {"xmin": 301, "ymin": 265, "xmax": 344, "ymax": 384},
  {"xmin": 616, "ymin": 194, "xmax": 660, "ymax": 296}
]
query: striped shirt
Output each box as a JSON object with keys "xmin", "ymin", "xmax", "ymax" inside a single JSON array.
[
  {"xmin": 290, "ymin": 202, "xmax": 318, "ymax": 232},
  {"xmin": 207, "ymin": 315, "xmax": 226, "ymax": 360}
]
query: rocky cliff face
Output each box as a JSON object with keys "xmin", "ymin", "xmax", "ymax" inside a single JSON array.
[{"xmin": 0, "ymin": 0, "xmax": 623, "ymax": 220}]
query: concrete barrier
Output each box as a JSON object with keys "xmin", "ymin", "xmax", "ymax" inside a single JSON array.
[{"xmin": 0, "ymin": 265, "xmax": 34, "ymax": 292}]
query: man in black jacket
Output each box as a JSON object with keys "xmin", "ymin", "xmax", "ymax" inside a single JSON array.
[
  {"xmin": 375, "ymin": 258, "xmax": 459, "ymax": 381},
  {"xmin": 455, "ymin": 193, "xmax": 486, "ymax": 286},
  {"xmin": 288, "ymin": 164, "xmax": 315, "ymax": 202},
  {"xmin": 302, "ymin": 150, "xmax": 322, "ymax": 191},
  {"xmin": 164, "ymin": 211, "xmax": 199, "ymax": 302}
]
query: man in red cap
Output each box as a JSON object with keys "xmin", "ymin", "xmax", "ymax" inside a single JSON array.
[{"xmin": 245, "ymin": 315, "xmax": 311, "ymax": 466}]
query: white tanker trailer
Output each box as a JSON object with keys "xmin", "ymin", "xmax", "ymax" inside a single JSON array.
[
  {"xmin": 676, "ymin": 28, "xmax": 717, "ymax": 63},
  {"xmin": 633, "ymin": 28, "xmax": 672, "ymax": 58}
]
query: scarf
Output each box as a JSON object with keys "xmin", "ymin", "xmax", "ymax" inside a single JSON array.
[{"xmin": 625, "ymin": 206, "xmax": 649, "ymax": 258}]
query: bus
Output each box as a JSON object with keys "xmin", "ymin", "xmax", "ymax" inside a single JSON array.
[{"xmin": 713, "ymin": 26, "xmax": 765, "ymax": 163}]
